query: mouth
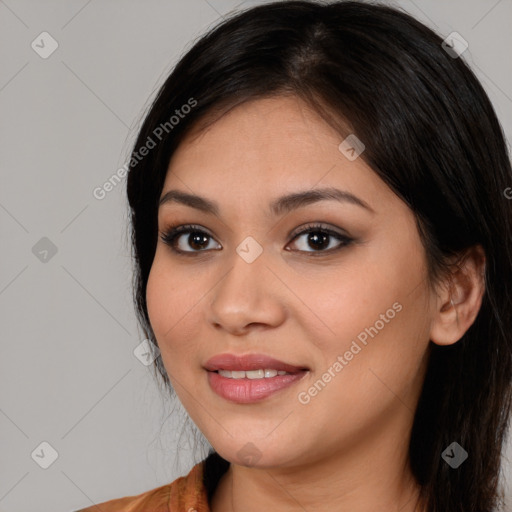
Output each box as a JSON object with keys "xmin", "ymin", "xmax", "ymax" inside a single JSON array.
[
  {"xmin": 204, "ymin": 353, "xmax": 309, "ymax": 404},
  {"xmin": 215, "ymin": 369, "xmax": 294, "ymax": 379},
  {"xmin": 204, "ymin": 352, "xmax": 309, "ymax": 374}
]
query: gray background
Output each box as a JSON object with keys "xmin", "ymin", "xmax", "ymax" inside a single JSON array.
[{"xmin": 1, "ymin": 1, "xmax": 511, "ymax": 511}]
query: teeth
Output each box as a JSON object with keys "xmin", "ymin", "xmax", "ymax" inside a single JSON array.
[
  {"xmin": 246, "ymin": 369, "xmax": 265, "ymax": 379},
  {"xmin": 217, "ymin": 369, "xmax": 291, "ymax": 379}
]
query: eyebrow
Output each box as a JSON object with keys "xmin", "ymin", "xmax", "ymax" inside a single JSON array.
[{"xmin": 159, "ymin": 186, "xmax": 375, "ymax": 216}]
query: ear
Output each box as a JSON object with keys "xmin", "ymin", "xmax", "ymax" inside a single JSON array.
[{"xmin": 429, "ymin": 244, "xmax": 486, "ymax": 346}]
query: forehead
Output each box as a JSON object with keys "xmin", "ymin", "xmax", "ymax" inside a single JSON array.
[
  {"xmin": 169, "ymin": 95, "xmax": 340, "ymax": 169},
  {"xmin": 161, "ymin": 96, "xmax": 396, "ymax": 213}
]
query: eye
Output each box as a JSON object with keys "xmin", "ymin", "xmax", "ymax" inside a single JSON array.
[
  {"xmin": 286, "ymin": 223, "xmax": 353, "ymax": 254},
  {"xmin": 159, "ymin": 222, "xmax": 353, "ymax": 256},
  {"xmin": 160, "ymin": 224, "xmax": 221, "ymax": 254}
]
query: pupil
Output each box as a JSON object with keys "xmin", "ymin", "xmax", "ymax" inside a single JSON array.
[
  {"xmin": 309, "ymin": 232, "xmax": 328, "ymax": 250},
  {"xmin": 190, "ymin": 232, "xmax": 208, "ymax": 249}
]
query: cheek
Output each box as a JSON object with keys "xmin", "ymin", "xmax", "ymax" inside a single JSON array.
[
  {"xmin": 146, "ymin": 258, "xmax": 186, "ymax": 352},
  {"xmin": 146, "ymin": 261, "xmax": 169, "ymax": 336},
  {"xmin": 300, "ymin": 260, "xmax": 418, "ymax": 357},
  {"xmin": 300, "ymin": 234, "xmax": 430, "ymax": 396},
  {"xmin": 294, "ymin": 283, "xmax": 429, "ymax": 449},
  {"xmin": 145, "ymin": 255, "xmax": 206, "ymax": 365}
]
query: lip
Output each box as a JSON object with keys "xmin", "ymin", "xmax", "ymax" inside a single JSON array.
[
  {"xmin": 204, "ymin": 353, "xmax": 308, "ymax": 373},
  {"xmin": 204, "ymin": 353, "xmax": 309, "ymax": 404}
]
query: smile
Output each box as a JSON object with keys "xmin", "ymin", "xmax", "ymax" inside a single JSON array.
[
  {"xmin": 204, "ymin": 352, "xmax": 309, "ymax": 404},
  {"xmin": 217, "ymin": 369, "xmax": 291, "ymax": 379}
]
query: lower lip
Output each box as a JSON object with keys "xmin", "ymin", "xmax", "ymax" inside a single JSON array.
[{"xmin": 207, "ymin": 370, "xmax": 307, "ymax": 404}]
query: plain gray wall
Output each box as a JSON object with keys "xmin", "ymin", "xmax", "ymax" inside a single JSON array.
[{"xmin": 1, "ymin": 1, "xmax": 511, "ymax": 511}]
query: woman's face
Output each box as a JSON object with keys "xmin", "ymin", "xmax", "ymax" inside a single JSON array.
[{"xmin": 146, "ymin": 95, "xmax": 435, "ymax": 469}]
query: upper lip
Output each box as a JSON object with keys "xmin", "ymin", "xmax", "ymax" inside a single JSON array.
[{"xmin": 204, "ymin": 353, "xmax": 308, "ymax": 373}]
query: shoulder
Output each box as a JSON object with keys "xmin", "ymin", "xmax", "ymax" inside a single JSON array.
[
  {"xmin": 73, "ymin": 481, "xmax": 172, "ymax": 512},
  {"xmin": 73, "ymin": 459, "xmax": 208, "ymax": 512}
]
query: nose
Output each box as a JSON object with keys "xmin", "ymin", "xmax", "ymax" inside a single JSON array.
[{"xmin": 208, "ymin": 249, "xmax": 287, "ymax": 336}]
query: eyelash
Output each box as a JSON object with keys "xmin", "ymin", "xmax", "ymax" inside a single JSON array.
[{"xmin": 159, "ymin": 222, "xmax": 354, "ymax": 257}]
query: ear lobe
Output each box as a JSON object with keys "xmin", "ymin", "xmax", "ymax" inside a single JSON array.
[{"xmin": 429, "ymin": 245, "xmax": 486, "ymax": 347}]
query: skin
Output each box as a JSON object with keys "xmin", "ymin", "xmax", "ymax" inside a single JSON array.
[{"xmin": 146, "ymin": 95, "xmax": 486, "ymax": 511}]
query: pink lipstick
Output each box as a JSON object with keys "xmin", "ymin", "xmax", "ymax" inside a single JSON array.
[{"xmin": 204, "ymin": 353, "xmax": 308, "ymax": 404}]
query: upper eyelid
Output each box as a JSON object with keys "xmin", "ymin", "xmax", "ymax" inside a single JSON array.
[
  {"xmin": 289, "ymin": 223, "xmax": 347, "ymax": 239},
  {"xmin": 163, "ymin": 222, "xmax": 346, "ymax": 239}
]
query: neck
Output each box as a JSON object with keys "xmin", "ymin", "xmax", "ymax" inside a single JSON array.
[{"xmin": 211, "ymin": 414, "xmax": 426, "ymax": 512}]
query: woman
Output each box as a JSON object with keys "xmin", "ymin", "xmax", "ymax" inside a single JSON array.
[{"xmin": 76, "ymin": 1, "xmax": 512, "ymax": 510}]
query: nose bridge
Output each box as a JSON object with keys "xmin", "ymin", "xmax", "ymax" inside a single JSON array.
[
  {"xmin": 214, "ymin": 241, "xmax": 266, "ymax": 309},
  {"xmin": 208, "ymin": 240, "xmax": 285, "ymax": 332}
]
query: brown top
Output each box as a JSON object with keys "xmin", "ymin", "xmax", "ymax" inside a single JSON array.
[{"xmin": 74, "ymin": 455, "xmax": 220, "ymax": 512}]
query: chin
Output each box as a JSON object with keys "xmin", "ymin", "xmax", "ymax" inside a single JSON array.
[{"xmin": 210, "ymin": 436, "xmax": 301, "ymax": 469}]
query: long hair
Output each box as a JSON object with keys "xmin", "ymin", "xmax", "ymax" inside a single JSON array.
[{"xmin": 126, "ymin": 2, "xmax": 512, "ymax": 510}]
